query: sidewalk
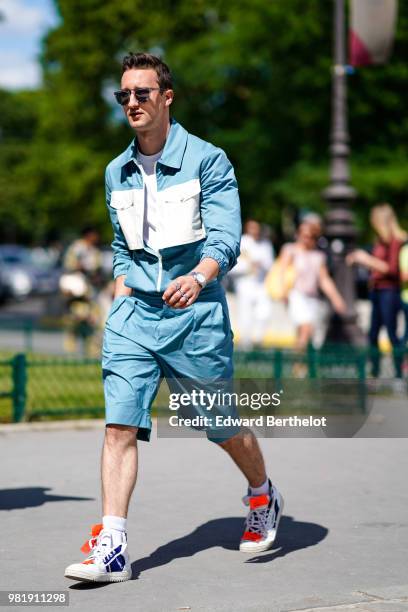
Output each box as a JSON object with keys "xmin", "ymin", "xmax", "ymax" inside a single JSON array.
[{"xmin": 1, "ymin": 426, "xmax": 407, "ymax": 611}]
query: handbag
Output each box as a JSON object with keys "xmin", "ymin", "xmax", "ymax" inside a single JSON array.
[{"xmin": 265, "ymin": 257, "xmax": 296, "ymax": 301}]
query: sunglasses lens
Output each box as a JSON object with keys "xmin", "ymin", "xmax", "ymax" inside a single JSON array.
[
  {"xmin": 136, "ymin": 88, "xmax": 150, "ymax": 96},
  {"xmin": 114, "ymin": 91, "xmax": 130, "ymax": 105},
  {"xmin": 135, "ymin": 89, "xmax": 150, "ymax": 103},
  {"xmin": 114, "ymin": 88, "xmax": 155, "ymax": 105}
]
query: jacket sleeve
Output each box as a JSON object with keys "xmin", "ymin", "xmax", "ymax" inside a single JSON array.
[
  {"xmin": 105, "ymin": 167, "xmax": 132, "ymax": 279},
  {"xmin": 199, "ymin": 149, "xmax": 241, "ymax": 276}
]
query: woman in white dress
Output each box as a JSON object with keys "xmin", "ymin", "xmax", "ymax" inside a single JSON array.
[{"xmin": 280, "ymin": 220, "xmax": 346, "ymax": 350}]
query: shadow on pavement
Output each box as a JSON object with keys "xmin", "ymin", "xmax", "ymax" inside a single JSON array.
[
  {"xmin": 68, "ymin": 582, "xmax": 110, "ymax": 591},
  {"xmin": 244, "ymin": 515, "xmax": 328, "ymax": 563},
  {"xmin": 0, "ymin": 487, "xmax": 94, "ymax": 511},
  {"xmin": 131, "ymin": 515, "xmax": 328, "ymax": 579}
]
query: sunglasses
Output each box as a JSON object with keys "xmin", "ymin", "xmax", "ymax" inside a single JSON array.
[{"xmin": 113, "ymin": 87, "xmax": 163, "ymax": 105}]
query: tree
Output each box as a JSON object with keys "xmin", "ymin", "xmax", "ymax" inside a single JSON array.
[{"xmin": 1, "ymin": 0, "xmax": 408, "ymax": 243}]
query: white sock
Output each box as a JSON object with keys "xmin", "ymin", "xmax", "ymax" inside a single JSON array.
[
  {"xmin": 102, "ymin": 515, "xmax": 127, "ymax": 547},
  {"xmin": 250, "ymin": 478, "xmax": 270, "ymax": 497}
]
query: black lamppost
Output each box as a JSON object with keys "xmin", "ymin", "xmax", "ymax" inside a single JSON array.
[{"xmin": 323, "ymin": 0, "xmax": 365, "ymax": 345}]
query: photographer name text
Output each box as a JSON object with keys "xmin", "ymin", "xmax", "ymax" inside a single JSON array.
[{"xmin": 168, "ymin": 415, "xmax": 327, "ymax": 428}]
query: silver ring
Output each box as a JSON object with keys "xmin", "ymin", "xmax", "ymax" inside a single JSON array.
[
  {"xmin": 175, "ymin": 281, "xmax": 181, "ymax": 291},
  {"xmin": 178, "ymin": 288, "xmax": 186, "ymax": 298}
]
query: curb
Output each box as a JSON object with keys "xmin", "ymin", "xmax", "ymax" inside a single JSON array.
[{"xmin": 0, "ymin": 419, "xmax": 105, "ymax": 433}]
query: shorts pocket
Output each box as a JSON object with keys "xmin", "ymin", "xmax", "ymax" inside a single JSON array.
[
  {"xmin": 107, "ymin": 295, "xmax": 127, "ymax": 318},
  {"xmin": 192, "ymin": 299, "xmax": 232, "ymax": 355},
  {"xmin": 105, "ymin": 296, "xmax": 133, "ymax": 332}
]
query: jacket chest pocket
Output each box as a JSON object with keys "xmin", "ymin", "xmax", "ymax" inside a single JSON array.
[
  {"xmin": 160, "ymin": 179, "xmax": 206, "ymax": 248},
  {"xmin": 110, "ymin": 189, "xmax": 144, "ymax": 250}
]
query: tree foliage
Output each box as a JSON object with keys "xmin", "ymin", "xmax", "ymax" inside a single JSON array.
[{"xmin": 1, "ymin": 0, "xmax": 408, "ymax": 243}]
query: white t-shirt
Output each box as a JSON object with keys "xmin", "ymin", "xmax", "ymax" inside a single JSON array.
[
  {"xmin": 137, "ymin": 149, "xmax": 163, "ymax": 250},
  {"xmin": 232, "ymin": 234, "xmax": 274, "ymax": 283}
]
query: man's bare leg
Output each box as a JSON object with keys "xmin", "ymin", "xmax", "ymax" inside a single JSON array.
[
  {"xmin": 101, "ymin": 424, "xmax": 138, "ymax": 516},
  {"xmin": 218, "ymin": 429, "xmax": 267, "ymax": 488},
  {"xmin": 64, "ymin": 424, "xmax": 136, "ymax": 581},
  {"xmin": 219, "ymin": 428, "xmax": 285, "ymax": 553}
]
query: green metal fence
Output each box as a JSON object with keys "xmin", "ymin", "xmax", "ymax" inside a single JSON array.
[
  {"xmin": 0, "ymin": 346, "xmax": 405, "ymax": 423},
  {"xmin": 27, "ymin": 355, "xmax": 104, "ymax": 420},
  {"xmin": 0, "ymin": 356, "xmax": 21, "ymax": 422},
  {"xmin": 0, "ymin": 319, "xmax": 43, "ymax": 353},
  {"xmin": 0, "ymin": 354, "xmax": 104, "ymax": 423},
  {"xmin": 234, "ymin": 345, "xmax": 369, "ymax": 380}
]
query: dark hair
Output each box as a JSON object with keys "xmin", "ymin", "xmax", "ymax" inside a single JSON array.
[
  {"xmin": 122, "ymin": 53, "xmax": 173, "ymax": 90},
  {"xmin": 81, "ymin": 226, "xmax": 98, "ymax": 238}
]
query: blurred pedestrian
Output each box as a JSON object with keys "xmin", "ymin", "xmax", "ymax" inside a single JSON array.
[
  {"xmin": 231, "ymin": 219, "xmax": 274, "ymax": 348},
  {"xmin": 63, "ymin": 226, "xmax": 103, "ymax": 286},
  {"xmin": 347, "ymin": 203, "xmax": 407, "ymax": 378},
  {"xmin": 60, "ymin": 227, "xmax": 103, "ymax": 355},
  {"xmin": 279, "ymin": 219, "xmax": 346, "ymax": 351}
]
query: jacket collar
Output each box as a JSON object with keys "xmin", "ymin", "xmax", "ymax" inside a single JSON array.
[{"xmin": 122, "ymin": 118, "xmax": 188, "ymax": 170}]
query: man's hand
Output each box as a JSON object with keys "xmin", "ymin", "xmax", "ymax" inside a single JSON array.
[
  {"xmin": 114, "ymin": 275, "xmax": 132, "ymax": 300},
  {"xmin": 162, "ymin": 275, "xmax": 201, "ymax": 308}
]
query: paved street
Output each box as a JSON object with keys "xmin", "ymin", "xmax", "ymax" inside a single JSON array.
[{"xmin": 1, "ymin": 423, "xmax": 407, "ymax": 611}]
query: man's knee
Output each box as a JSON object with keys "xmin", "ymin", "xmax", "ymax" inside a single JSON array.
[
  {"xmin": 105, "ymin": 424, "xmax": 138, "ymax": 447},
  {"xmin": 216, "ymin": 428, "xmax": 257, "ymax": 450},
  {"xmin": 213, "ymin": 429, "xmax": 244, "ymax": 449}
]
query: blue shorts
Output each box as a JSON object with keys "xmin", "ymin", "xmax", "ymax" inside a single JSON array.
[{"xmin": 102, "ymin": 286, "xmax": 239, "ymax": 442}]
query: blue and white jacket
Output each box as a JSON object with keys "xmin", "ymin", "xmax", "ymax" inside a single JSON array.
[{"xmin": 105, "ymin": 118, "xmax": 241, "ymax": 295}]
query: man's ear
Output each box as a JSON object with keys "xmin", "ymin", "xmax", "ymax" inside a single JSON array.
[{"xmin": 165, "ymin": 89, "xmax": 174, "ymax": 107}]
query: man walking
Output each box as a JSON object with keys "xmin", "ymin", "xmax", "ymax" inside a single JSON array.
[{"xmin": 65, "ymin": 53, "xmax": 283, "ymax": 583}]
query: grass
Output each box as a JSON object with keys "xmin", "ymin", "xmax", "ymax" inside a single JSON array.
[
  {"xmin": 0, "ymin": 352, "xmax": 103, "ymax": 423},
  {"xmin": 0, "ymin": 356, "xmax": 14, "ymax": 422}
]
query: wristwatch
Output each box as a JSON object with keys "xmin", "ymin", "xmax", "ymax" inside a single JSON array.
[{"xmin": 190, "ymin": 271, "xmax": 207, "ymax": 289}]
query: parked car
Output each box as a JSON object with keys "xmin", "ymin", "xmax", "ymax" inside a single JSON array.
[{"xmin": 0, "ymin": 244, "xmax": 62, "ymax": 301}]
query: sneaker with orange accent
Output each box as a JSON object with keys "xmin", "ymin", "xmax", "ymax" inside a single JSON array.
[
  {"xmin": 64, "ymin": 523, "xmax": 132, "ymax": 582},
  {"xmin": 239, "ymin": 481, "xmax": 284, "ymax": 553}
]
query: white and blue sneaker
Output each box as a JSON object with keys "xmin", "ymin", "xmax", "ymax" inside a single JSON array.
[
  {"xmin": 64, "ymin": 523, "xmax": 132, "ymax": 582},
  {"xmin": 239, "ymin": 481, "xmax": 284, "ymax": 553}
]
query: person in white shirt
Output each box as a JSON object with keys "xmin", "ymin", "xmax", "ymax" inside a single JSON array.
[{"xmin": 232, "ymin": 219, "xmax": 274, "ymax": 347}]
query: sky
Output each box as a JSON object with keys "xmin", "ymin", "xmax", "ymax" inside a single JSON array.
[{"xmin": 0, "ymin": 0, "xmax": 59, "ymax": 90}]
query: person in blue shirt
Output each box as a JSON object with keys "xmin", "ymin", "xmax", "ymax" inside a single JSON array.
[{"xmin": 65, "ymin": 53, "xmax": 284, "ymax": 583}]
